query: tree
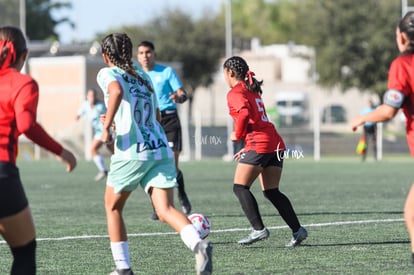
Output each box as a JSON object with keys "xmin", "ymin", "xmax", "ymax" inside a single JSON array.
[
  {"xmin": 111, "ymin": 9, "xmax": 225, "ymax": 91},
  {"xmin": 216, "ymin": 0, "xmax": 298, "ymax": 49},
  {"xmin": 293, "ymin": 0, "xmax": 400, "ymax": 97},
  {"xmin": 0, "ymin": 0, "xmax": 73, "ymax": 41}
]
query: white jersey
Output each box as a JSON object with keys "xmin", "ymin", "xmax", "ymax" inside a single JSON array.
[{"xmin": 97, "ymin": 66, "xmax": 173, "ymax": 161}]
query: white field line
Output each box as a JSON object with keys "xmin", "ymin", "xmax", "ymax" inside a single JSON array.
[{"xmin": 0, "ymin": 218, "xmax": 404, "ymax": 244}]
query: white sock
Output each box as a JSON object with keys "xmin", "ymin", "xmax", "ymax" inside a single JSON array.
[
  {"xmin": 180, "ymin": 224, "xmax": 202, "ymax": 252},
  {"xmin": 110, "ymin": 241, "xmax": 131, "ymax": 270},
  {"xmin": 93, "ymin": 154, "xmax": 106, "ymax": 172}
]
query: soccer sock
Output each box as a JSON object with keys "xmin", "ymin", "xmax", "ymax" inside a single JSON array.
[
  {"xmin": 177, "ymin": 170, "xmax": 186, "ymax": 196},
  {"xmin": 180, "ymin": 224, "xmax": 202, "ymax": 252},
  {"xmin": 110, "ymin": 241, "xmax": 131, "ymax": 270},
  {"xmin": 263, "ymin": 188, "xmax": 301, "ymax": 232},
  {"xmin": 10, "ymin": 238, "xmax": 36, "ymax": 275},
  {"xmin": 233, "ymin": 184, "xmax": 265, "ymax": 230},
  {"xmin": 93, "ymin": 154, "xmax": 106, "ymax": 172}
]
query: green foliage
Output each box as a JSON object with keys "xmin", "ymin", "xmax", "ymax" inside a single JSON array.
[
  {"xmin": 293, "ymin": 0, "xmax": 400, "ymax": 96},
  {"xmin": 217, "ymin": 0, "xmax": 299, "ymax": 47},
  {"xmin": 115, "ymin": 9, "xmax": 225, "ymax": 90},
  {"xmin": 26, "ymin": 0, "xmax": 73, "ymax": 40},
  {"xmin": 0, "ymin": 0, "xmax": 73, "ymax": 41}
]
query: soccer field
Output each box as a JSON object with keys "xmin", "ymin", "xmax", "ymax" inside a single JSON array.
[{"xmin": 0, "ymin": 157, "xmax": 413, "ymax": 274}]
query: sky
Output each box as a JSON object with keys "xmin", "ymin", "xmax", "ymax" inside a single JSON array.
[{"xmin": 53, "ymin": 0, "xmax": 224, "ymax": 44}]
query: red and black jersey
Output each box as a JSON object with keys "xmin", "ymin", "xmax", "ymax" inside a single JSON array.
[
  {"xmin": 227, "ymin": 81, "xmax": 285, "ymax": 153},
  {"xmin": 388, "ymin": 55, "xmax": 414, "ymax": 155},
  {"xmin": 0, "ymin": 68, "xmax": 62, "ymax": 164}
]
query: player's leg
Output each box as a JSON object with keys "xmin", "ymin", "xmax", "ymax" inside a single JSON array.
[
  {"xmin": 233, "ymin": 159, "xmax": 269, "ymax": 245},
  {"xmin": 91, "ymin": 138, "xmax": 108, "ymax": 181},
  {"xmin": 362, "ymin": 128, "xmax": 368, "ymax": 161},
  {"xmin": 404, "ymin": 183, "xmax": 414, "ymax": 265},
  {"xmin": 105, "ymin": 185, "xmax": 133, "ymax": 274},
  {"xmin": 259, "ymin": 152, "xmax": 307, "ymax": 247},
  {"xmin": 151, "ymin": 187, "xmax": 212, "ymax": 274},
  {"xmin": 0, "ymin": 208, "xmax": 36, "ymax": 275},
  {"xmin": 371, "ymin": 128, "xmax": 378, "ymax": 160},
  {"xmin": 0, "ymin": 163, "xmax": 36, "ymax": 275},
  {"xmin": 146, "ymin": 159, "xmax": 212, "ymax": 274},
  {"xmin": 174, "ymin": 150, "xmax": 191, "ymax": 215}
]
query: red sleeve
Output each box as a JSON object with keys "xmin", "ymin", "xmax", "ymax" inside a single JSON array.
[
  {"xmin": 233, "ymin": 107, "xmax": 249, "ymax": 141},
  {"xmin": 13, "ymin": 80, "xmax": 63, "ymax": 155},
  {"xmin": 24, "ymin": 123, "xmax": 63, "ymax": 156},
  {"xmin": 388, "ymin": 57, "xmax": 410, "ymax": 96},
  {"xmin": 227, "ymin": 87, "xmax": 250, "ymax": 141},
  {"xmin": 14, "ymin": 80, "xmax": 39, "ymax": 133}
]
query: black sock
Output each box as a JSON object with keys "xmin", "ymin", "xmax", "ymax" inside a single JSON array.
[
  {"xmin": 11, "ymin": 238, "xmax": 36, "ymax": 275},
  {"xmin": 263, "ymin": 188, "xmax": 301, "ymax": 232},
  {"xmin": 177, "ymin": 170, "xmax": 186, "ymax": 196},
  {"xmin": 233, "ymin": 184, "xmax": 264, "ymax": 230}
]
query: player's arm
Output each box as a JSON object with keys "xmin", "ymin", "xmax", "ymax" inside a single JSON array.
[
  {"xmin": 170, "ymin": 87, "xmax": 188, "ymax": 104},
  {"xmin": 102, "ymin": 80, "xmax": 122, "ymax": 143},
  {"xmin": 232, "ymin": 107, "xmax": 249, "ymax": 142},
  {"xmin": 15, "ymin": 83, "xmax": 76, "ymax": 172},
  {"xmin": 156, "ymin": 107, "xmax": 161, "ymax": 122},
  {"xmin": 351, "ymin": 89, "xmax": 403, "ymax": 131}
]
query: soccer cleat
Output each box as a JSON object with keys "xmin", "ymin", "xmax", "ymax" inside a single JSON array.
[
  {"xmin": 285, "ymin": 226, "xmax": 308, "ymax": 247},
  {"xmin": 149, "ymin": 212, "xmax": 159, "ymax": 221},
  {"xmin": 195, "ymin": 239, "xmax": 213, "ymax": 275},
  {"xmin": 94, "ymin": 171, "xmax": 108, "ymax": 181},
  {"xmin": 238, "ymin": 228, "xmax": 269, "ymax": 245},
  {"xmin": 179, "ymin": 192, "xmax": 192, "ymax": 215},
  {"xmin": 109, "ymin": 268, "xmax": 134, "ymax": 275}
]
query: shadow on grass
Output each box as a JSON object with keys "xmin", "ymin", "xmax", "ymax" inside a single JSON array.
[
  {"xmin": 214, "ymin": 211, "xmax": 402, "ymax": 218},
  {"xmin": 304, "ymin": 240, "xmax": 409, "ymax": 247}
]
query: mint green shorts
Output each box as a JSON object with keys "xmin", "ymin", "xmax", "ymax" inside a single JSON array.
[{"xmin": 107, "ymin": 157, "xmax": 177, "ymax": 194}]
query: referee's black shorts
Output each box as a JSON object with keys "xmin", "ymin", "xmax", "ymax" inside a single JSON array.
[
  {"xmin": 0, "ymin": 162, "xmax": 29, "ymax": 218},
  {"xmin": 160, "ymin": 110, "xmax": 182, "ymax": 152}
]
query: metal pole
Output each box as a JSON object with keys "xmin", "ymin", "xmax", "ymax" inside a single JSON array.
[
  {"xmin": 20, "ymin": 0, "xmax": 27, "ymax": 74},
  {"xmin": 402, "ymin": 0, "xmax": 407, "ymax": 16},
  {"xmin": 311, "ymin": 49, "xmax": 320, "ymax": 161},
  {"xmin": 19, "ymin": 0, "xmax": 26, "ymax": 35},
  {"xmin": 225, "ymin": 0, "xmax": 234, "ymax": 160}
]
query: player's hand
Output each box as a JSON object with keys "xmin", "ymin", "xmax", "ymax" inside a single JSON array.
[
  {"xmin": 57, "ymin": 148, "xmax": 77, "ymax": 172},
  {"xmin": 230, "ymin": 132, "xmax": 238, "ymax": 141},
  {"xmin": 169, "ymin": 92, "xmax": 179, "ymax": 103},
  {"xmin": 100, "ymin": 114, "xmax": 106, "ymax": 124},
  {"xmin": 170, "ymin": 92, "xmax": 187, "ymax": 103},
  {"xmin": 101, "ymin": 128, "xmax": 113, "ymax": 145},
  {"xmin": 233, "ymin": 148, "xmax": 244, "ymax": 161},
  {"xmin": 351, "ymin": 116, "xmax": 365, "ymax": 132}
]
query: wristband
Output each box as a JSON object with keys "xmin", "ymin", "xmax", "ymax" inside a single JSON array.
[{"xmin": 177, "ymin": 93, "xmax": 187, "ymax": 103}]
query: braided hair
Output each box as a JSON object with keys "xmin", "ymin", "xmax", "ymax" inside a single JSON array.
[
  {"xmin": 223, "ymin": 56, "xmax": 263, "ymax": 95},
  {"xmin": 0, "ymin": 26, "xmax": 26, "ymax": 70},
  {"xmin": 101, "ymin": 33, "xmax": 153, "ymax": 92},
  {"xmin": 399, "ymin": 11, "xmax": 414, "ymax": 54}
]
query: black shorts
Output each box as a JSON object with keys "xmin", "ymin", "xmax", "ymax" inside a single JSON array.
[
  {"xmin": 161, "ymin": 110, "xmax": 182, "ymax": 152},
  {"xmin": 363, "ymin": 125, "xmax": 377, "ymax": 139},
  {"xmin": 0, "ymin": 162, "xmax": 28, "ymax": 218},
  {"xmin": 239, "ymin": 150, "xmax": 284, "ymax": 168}
]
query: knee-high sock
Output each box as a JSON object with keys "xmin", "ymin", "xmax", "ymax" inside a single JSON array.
[
  {"xmin": 233, "ymin": 184, "xmax": 264, "ymax": 230},
  {"xmin": 177, "ymin": 170, "xmax": 185, "ymax": 196},
  {"xmin": 110, "ymin": 241, "xmax": 131, "ymax": 270},
  {"xmin": 180, "ymin": 224, "xmax": 202, "ymax": 252},
  {"xmin": 93, "ymin": 154, "xmax": 106, "ymax": 172},
  {"xmin": 263, "ymin": 188, "xmax": 301, "ymax": 232},
  {"xmin": 11, "ymin": 238, "xmax": 36, "ymax": 275}
]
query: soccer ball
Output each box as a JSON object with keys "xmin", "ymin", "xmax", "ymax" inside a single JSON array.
[{"xmin": 188, "ymin": 213, "xmax": 211, "ymax": 239}]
